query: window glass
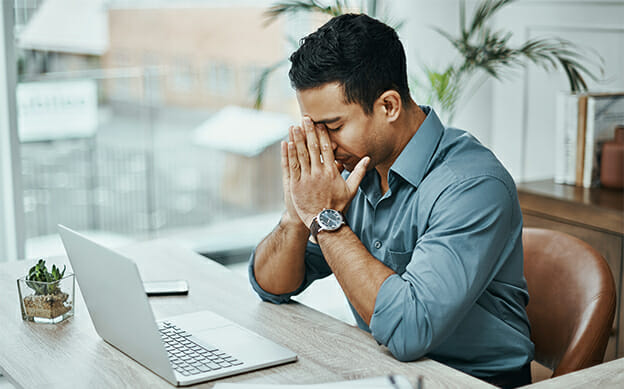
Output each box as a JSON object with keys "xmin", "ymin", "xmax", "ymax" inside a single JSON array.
[{"xmin": 13, "ymin": 0, "xmax": 306, "ymax": 260}]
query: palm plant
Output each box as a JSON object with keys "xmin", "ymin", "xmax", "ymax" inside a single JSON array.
[
  {"xmin": 254, "ymin": 0, "xmax": 601, "ymax": 124},
  {"xmin": 264, "ymin": 0, "xmax": 350, "ymax": 20},
  {"xmin": 422, "ymin": 0, "xmax": 601, "ymax": 122}
]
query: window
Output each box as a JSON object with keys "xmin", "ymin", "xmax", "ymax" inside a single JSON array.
[{"xmin": 7, "ymin": 0, "xmax": 308, "ymax": 261}]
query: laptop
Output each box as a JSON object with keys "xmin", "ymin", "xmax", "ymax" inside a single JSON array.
[{"xmin": 57, "ymin": 225, "xmax": 297, "ymax": 386}]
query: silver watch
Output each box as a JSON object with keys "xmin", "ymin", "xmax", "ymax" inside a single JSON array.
[{"xmin": 310, "ymin": 209, "xmax": 345, "ymax": 241}]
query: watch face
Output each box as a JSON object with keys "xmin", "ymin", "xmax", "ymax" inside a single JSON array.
[{"xmin": 318, "ymin": 209, "xmax": 344, "ymax": 231}]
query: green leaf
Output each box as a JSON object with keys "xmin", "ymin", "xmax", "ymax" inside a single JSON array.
[
  {"xmin": 467, "ymin": 0, "xmax": 514, "ymax": 40},
  {"xmin": 25, "ymin": 259, "xmax": 66, "ymax": 295},
  {"xmin": 264, "ymin": 0, "xmax": 344, "ymax": 26},
  {"xmin": 459, "ymin": 0, "xmax": 467, "ymax": 41},
  {"xmin": 253, "ymin": 59, "xmax": 289, "ymax": 110}
]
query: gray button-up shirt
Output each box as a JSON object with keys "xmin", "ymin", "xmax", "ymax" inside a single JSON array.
[{"xmin": 249, "ymin": 106, "xmax": 534, "ymax": 377}]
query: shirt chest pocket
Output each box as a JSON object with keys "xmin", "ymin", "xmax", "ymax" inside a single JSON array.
[{"xmin": 385, "ymin": 248, "xmax": 413, "ymax": 275}]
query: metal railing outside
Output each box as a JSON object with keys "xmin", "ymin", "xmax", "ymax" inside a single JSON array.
[{"xmin": 19, "ymin": 67, "xmax": 283, "ymax": 245}]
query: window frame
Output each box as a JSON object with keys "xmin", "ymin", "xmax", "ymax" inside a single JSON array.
[{"xmin": 1, "ymin": 1, "xmax": 25, "ymax": 261}]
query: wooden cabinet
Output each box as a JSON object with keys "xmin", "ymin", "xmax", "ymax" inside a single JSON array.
[{"xmin": 517, "ymin": 180, "xmax": 624, "ymax": 360}]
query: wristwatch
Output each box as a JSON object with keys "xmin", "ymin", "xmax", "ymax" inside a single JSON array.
[{"xmin": 309, "ymin": 209, "xmax": 346, "ymax": 242}]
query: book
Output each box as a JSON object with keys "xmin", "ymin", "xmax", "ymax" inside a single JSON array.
[
  {"xmin": 554, "ymin": 92, "xmax": 581, "ymax": 185},
  {"xmin": 574, "ymin": 94, "xmax": 589, "ymax": 186},
  {"xmin": 582, "ymin": 94, "xmax": 624, "ymax": 188}
]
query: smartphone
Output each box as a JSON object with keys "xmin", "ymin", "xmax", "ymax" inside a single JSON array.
[{"xmin": 143, "ymin": 280, "xmax": 189, "ymax": 296}]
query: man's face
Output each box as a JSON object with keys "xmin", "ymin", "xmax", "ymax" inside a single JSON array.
[{"xmin": 296, "ymin": 82, "xmax": 391, "ymax": 172}]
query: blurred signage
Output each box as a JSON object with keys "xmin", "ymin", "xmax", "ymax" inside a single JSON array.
[{"xmin": 17, "ymin": 80, "xmax": 98, "ymax": 142}]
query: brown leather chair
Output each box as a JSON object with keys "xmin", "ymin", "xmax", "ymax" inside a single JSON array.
[{"xmin": 523, "ymin": 228, "xmax": 616, "ymax": 378}]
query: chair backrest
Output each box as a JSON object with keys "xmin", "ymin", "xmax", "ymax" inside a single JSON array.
[{"xmin": 522, "ymin": 228, "xmax": 616, "ymax": 377}]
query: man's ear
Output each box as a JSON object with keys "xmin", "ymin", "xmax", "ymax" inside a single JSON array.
[{"xmin": 376, "ymin": 90, "xmax": 401, "ymax": 123}]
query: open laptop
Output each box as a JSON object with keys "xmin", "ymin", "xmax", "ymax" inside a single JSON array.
[{"xmin": 57, "ymin": 225, "xmax": 297, "ymax": 386}]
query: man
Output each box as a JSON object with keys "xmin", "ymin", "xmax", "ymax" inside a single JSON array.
[{"xmin": 248, "ymin": 13, "xmax": 534, "ymax": 388}]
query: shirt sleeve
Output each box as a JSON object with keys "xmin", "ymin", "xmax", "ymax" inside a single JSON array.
[
  {"xmin": 369, "ymin": 176, "xmax": 517, "ymax": 361},
  {"xmin": 248, "ymin": 240, "xmax": 333, "ymax": 304}
]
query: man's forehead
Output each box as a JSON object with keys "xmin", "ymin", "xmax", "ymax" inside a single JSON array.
[{"xmin": 296, "ymin": 83, "xmax": 351, "ymax": 122}]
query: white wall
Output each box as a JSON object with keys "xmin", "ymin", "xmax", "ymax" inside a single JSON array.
[{"xmin": 392, "ymin": 0, "xmax": 624, "ymax": 180}]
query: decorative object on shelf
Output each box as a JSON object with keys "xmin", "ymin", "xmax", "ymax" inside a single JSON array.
[
  {"xmin": 601, "ymin": 125, "xmax": 624, "ymax": 190},
  {"xmin": 17, "ymin": 259, "xmax": 75, "ymax": 324},
  {"xmin": 254, "ymin": 0, "xmax": 601, "ymax": 125}
]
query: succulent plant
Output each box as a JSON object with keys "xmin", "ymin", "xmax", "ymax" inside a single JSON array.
[{"xmin": 26, "ymin": 259, "xmax": 66, "ymax": 295}]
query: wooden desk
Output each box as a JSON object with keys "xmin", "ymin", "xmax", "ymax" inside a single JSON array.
[
  {"xmin": 0, "ymin": 240, "xmax": 493, "ymax": 388},
  {"xmin": 517, "ymin": 180, "xmax": 624, "ymax": 359},
  {"xmin": 523, "ymin": 357, "xmax": 624, "ymax": 388}
]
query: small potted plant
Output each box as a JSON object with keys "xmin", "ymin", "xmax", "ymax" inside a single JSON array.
[{"xmin": 17, "ymin": 259, "xmax": 75, "ymax": 324}]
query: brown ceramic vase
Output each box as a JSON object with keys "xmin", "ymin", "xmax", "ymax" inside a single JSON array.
[{"xmin": 600, "ymin": 125, "xmax": 624, "ymax": 189}]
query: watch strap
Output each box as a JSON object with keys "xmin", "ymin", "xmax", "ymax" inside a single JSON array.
[{"xmin": 310, "ymin": 217, "xmax": 322, "ymax": 242}]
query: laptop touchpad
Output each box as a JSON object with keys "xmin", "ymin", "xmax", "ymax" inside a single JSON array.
[
  {"xmin": 195, "ymin": 325, "xmax": 253, "ymax": 348},
  {"xmin": 194, "ymin": 325, "xmax": 286, "ymax": 363}
]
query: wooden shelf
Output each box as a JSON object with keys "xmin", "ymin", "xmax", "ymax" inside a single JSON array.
[{"xmin": 517, "ymin": 180, "xmax": 623, "ymax": 235}]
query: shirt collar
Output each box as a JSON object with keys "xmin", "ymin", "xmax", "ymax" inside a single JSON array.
[{"xmin": 389, "ymin": 105, "xmax": 444, "ymax": 188}]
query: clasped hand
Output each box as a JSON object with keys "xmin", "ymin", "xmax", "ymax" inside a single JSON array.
[{"xmin": 281, "ymin": 116, "xmax": 370, "ymax": 229}]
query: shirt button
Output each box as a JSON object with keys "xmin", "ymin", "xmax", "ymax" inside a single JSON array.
[{"xmin": 374, "ymin": 241, "xmax": 382, "ymax": 249}]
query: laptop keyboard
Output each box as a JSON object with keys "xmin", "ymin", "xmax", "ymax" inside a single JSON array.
[{"xmin": 158, "ymin": 321, "xmax": 244, "ymax": 376}]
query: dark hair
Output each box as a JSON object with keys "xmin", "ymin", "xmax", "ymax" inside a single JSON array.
[{"xmin": 289, "ymin": 13, "xmax": 410, "ymax": 115}]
